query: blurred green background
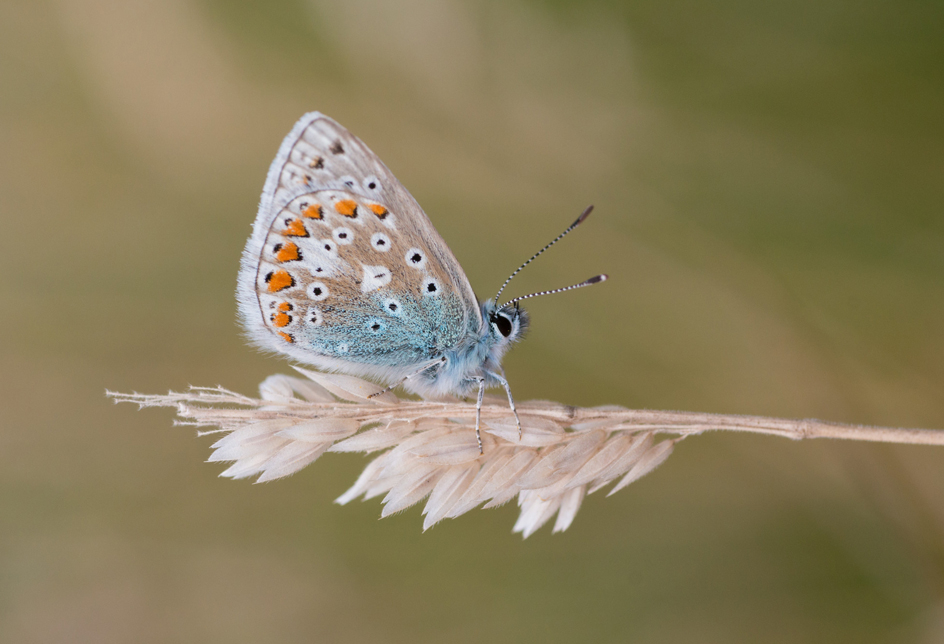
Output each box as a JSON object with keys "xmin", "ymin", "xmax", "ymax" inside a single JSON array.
[{"xmin": 2, "ymin": 0, "xmax": 943, "ymax": 641}]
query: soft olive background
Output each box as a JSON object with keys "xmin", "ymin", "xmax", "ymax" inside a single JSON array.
[{"xmin": 2, "ymin": 0, "xmax": 943, "ymax": 642}]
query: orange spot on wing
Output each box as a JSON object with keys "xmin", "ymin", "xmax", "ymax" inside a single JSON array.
[
  {"xmin": 278, "ymin": 332, "xmax": 294, "ymax": 343},
  {"xmin": 275, "ymin": 242, "xmax": 300, "ymax": 262},
  {"xmin": 369, "ymin": 203, "xmax": 388, "ymax": 219},
  {"xmin": 283, "ymin": 218, "xmax": 308, "ymax": 237},
  {"xmin": 334, "ymin": 200, "xmax": 358, "ymax": 217},
  {"xmin": 277, "ymin": 302, "xmax": 292, "ymax": 312},
  {"xmin": 302, "ymin": 204, "xmax": 323, "ymax": 219},
  {"xmin": 272, "ymin": 312, "xmax": 292, "ymax": 327},
  {"xmin": 266, "ymin": 270, "xmax": 295, "ymax": 292}
]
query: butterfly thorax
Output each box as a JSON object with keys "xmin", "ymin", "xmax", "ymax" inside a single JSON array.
[{"xmin": 402, "ymin": 300, "xmax": 529, "ymax": 399}]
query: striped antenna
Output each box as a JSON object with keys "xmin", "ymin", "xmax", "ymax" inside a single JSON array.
[
  {"xmin": 501, "ymin": 274, "xmax": 608, "ymax": 308},
  {"xmin": 493, "ymin": 205, "xmax": 594, "ymax": 304}
]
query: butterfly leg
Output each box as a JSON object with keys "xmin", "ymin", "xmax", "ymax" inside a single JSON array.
[
  {"xmin": 487, "ymin": 371, "xmax": 521, "ymax": 441},
  {"xmin": 473, "ymin": 376, "xmax": 486, "ymax": 454},
  {"xmin": 367, "ymin": 357, "xmax": 447, "ymax": 398}
]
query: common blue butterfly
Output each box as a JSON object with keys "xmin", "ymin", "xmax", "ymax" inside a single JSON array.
[{"xmin": 237, "ymin": 113, "xmax": 606, "ymax": 451}]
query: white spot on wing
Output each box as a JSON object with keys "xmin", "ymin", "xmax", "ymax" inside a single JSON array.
[
  {"xmin": 361, "ymin": 265, "xmax": 392, "ymax": 293},
  {"xmin": 333, "ymin": 227, "xmax": 354, "ymax": 245},
  {"xmin": 306, "ymin": 307, "xmax": 323, "ymax": 326},
  {"xmin": 308, "ymin": 282, "xmax": 329, "ymax": 301},
  {"xmin": 363, "ymin": 175, "xmax": 381, "ymax": 192},
  {"xmin": 371, "ymin": 232, "xmax": 391, "ymax": 252},
  {"xmin": 405, "ymin": 248, "xmax": 427, "ymax": 269},
  {"xmin": 421, "ymin": 277, "xmax": 441, "ymax": 296},
  {"xmin": 382, "ymin": 297, "xmax": 402, "ymax": 316}
]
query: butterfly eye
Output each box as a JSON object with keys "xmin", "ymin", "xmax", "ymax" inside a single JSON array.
[
  {"xmin": 363, "ymin": 175, "xmax": 381, "ymax": 191},
  {"xmin": 422, "ymin": 278, "xmax": 440, "ymax": 296},
  {"xmin": 371, "ymin": 232, "xmax": 391, "ymax": 252},
  {"xmin": 333, "ymin": 227, "xmax": 354, "ymax": 245},
  {"xmin": 405, "ymin": 248, "xmax": 427, "ymax": 270},
  {"xmin": 307, "ymin": 282, "xmax": 329, "ymax": 301},
  {"xmin": 494, "ymin": 314, "xmax": 513, "ymax": 338}
]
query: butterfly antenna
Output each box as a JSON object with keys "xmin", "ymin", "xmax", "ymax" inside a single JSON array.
[
  {"xmin": 493, "ymin": 205, "xmax": 594, "ymax": 304},
  {"xmin": 501, "ymin": 274, "xmax": 608, "ymax": 308}
]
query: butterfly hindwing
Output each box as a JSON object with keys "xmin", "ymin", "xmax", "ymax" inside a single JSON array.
[{"xmin": 238, "ymin": 113, "xmax": 481, "ymax": 380}]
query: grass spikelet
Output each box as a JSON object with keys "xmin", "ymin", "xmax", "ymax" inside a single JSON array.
[{"xmin": 108, "ymin": 371, "xmax": 944, "ymax": 537}]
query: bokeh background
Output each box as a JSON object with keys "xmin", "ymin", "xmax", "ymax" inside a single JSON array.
[{"xmin": 2, "ymin": 0, "xmax": 943, "ymax": 642}]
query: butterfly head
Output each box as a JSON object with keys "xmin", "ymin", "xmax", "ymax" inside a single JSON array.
[{"xmin": 482, "ymin": 300, "xmax": 530, "ymax": 348}]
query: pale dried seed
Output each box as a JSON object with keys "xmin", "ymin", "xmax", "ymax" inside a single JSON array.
[
  {"xmin": 276, "ymin": 418, "xmax": 360, "ymax": 442},
  {"xmin": 335, "ymin": 452, "xmax": 394, "ymax": 504},
  {"xmin": 478, "ymin": 450, "xmax": 540, "ymax": 509},
  {"xmin": 293, "ymin": 366, "xmax": 399, "ymax": 404},
  {"xmin": 380, "ymin": 425, "xmax": 454, "ymax": 467},
  {"xmin": 209, "ymin": 419, "xmax": 295, "ymax": 451},
  {"xmin": 587, "ymin": 432, "xmax": 654, "ymax": 493},
  {"xmin": 516, "ymin": 431, "xmax": 605, "ymax": 490},
  {"xmin": 445, "ymin": 450, "xmax": 516, "ymax": 518},
  {"xmin": 553, "ymin": 486, "xmax": 586, "ymax": 533},
  {"xmin": 259, "ymin": 374, "xmax": 296, "ymax": 401},
  {"xmin": 256, "ymin": 442, "xmax": 330, "ymax": 483},
  {"xmin": 260, "ymin": 374, "xmax": 336, "ymax": 403},
  {"xmin": 482, "ymin": 482, "xmax": 530, "ymax": 509},
  {"xmin": 512, "ymin": 491, "xmax": 541, "ymax": 532},
  {"xmin": 513, "ymin": 491, "xmax": 563, "ymax": 538},
  {"xmin": 364, "ymin": 478, "xmax": 398, "ymax": 501},
  {"xmin": 607, "ymin": 439, "xmax": 675, "ymax": 496},
  {"xmin": 219, "ymin": 451, "xmax": 275, "ymax": 480},
  {"xmin": 285, "ymin": 376, "xmax": 336, "ymax": 403},
  {"xmin": 487, "ymin": 414, "xmax": 561, "ymax": 433},
  {"xmin": 422, "ymin": 463, "xmax": 479, "ymax": 530},
  {"xmin": 526, "ymin": 468, "xmax": 585, "ymax": 501},
  {"xmin": 364, "ymin": 472, "xmax": 406, "ymax": 502},
  {"xmin": 484, "ymin": 415, "xmax": 564, "ymax": 446},
  {"xmin": 568, "ymin": 433, "xmax": 636, "ymax": 488},
  {"xmin": 513, "ymin": 444, "xmax": 566, "ymax": 490},
  {"xmin": 381, "ymin": 463, "xmax": 443, "ymax": 516},
  {"xmin": 329, "ymin": 420, "xmax": 415, "ymax": 453},
  {"xmin": 208, "ymin": 435, "xmax": 288, "ymax": 463},
  {"xmin": 408, "ymin": 431, "xmax": 482, "ymax": 465}
]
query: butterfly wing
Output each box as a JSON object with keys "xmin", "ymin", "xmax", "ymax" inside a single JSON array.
[{"xmin": 237, "ymin": 112, "xmax": 483, "ymax": 382}]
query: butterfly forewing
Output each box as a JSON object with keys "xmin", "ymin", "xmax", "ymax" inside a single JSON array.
[{"xmin": 238, "ymin": 113, "xmax": 481, "ymax": 379}]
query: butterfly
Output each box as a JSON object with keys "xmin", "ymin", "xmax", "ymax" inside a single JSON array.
[{"xmin": 237, "ymin": 113, "xmax": 606, "ymax": 451}]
